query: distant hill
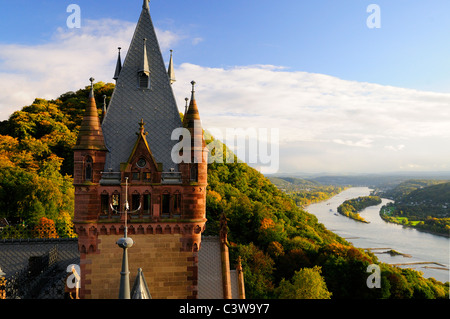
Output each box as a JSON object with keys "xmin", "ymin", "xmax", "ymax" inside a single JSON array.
[
  {"xmin": 268, "ymin": 176, "xmax": 321, "ymax": 191},
  {"xmin": 381, "ymin": 179, "xmax": 449, "ymax": 201},
  {"xmin": 401, "ymin": 182, "xmax": 450, "ymax": 206},
  {"xmin": 268, "ymin": 176, "xmax": 346, "ymax": 206}
]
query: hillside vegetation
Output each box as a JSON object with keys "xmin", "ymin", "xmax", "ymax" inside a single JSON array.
[
  {"xmin": 380, "ymin": 180, "xmax": 450, "ymax": 236},
  {"xmin": 0, "ymin": 83, "xmax": 448, "ymax": 299},
  {"xmin": 337, "ymin": 196, "xmax": 382, "ymax": 223}
]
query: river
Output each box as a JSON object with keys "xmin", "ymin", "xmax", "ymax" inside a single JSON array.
[{"xmin": 306, "ymin": 187, "xmax": 449, "ymax": 284}]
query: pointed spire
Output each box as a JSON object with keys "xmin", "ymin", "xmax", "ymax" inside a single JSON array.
[
  {"xmin": 183, "ymin": 81, "xmax": 201, "ymax": 129},
  {"xmin": 131, "ymin": 268, "xmax": 152, "ymax": 299},
  {"xmin": 168, "ymin": 50, "xmax": 176, "ymax": 85},
  {"xmin": 142, "ymin": 0, "xmax": 149, "ymax": 10},
  {"xmin": 139, "ymin": 38, "xmax": 150, "ymax": 75},
  {"xmin": 113, "ymin": 47, "xmax": 122, "ymax": 81},
  {"xmin": 101, "ymin": 94, "xmax": 107, "ymax": 123},
  {"xmin": 73, "ymin": 78, "xmax": 107, "ymax": 151}
]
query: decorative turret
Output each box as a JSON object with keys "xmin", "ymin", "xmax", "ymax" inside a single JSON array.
[
  {"xmin": 113, "ymin": 47, "xmax": 122, "ymax": 82},
  {"xmin": 168, "ymin": 50, "xmax": 176, "ymax": 85},
  {"xmin": 73, "ymin": 78, "xmax": 107, "ymax": 152},
  {"xmin": 182, "ymin": 81, "xmax": 207, "ymax": 185}
]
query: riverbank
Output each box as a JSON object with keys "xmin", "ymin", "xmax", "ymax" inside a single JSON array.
[
  {"xmin": 336, "ymin": 196, "xmax": 382, "ymax": 223},
  {"xmin": 306, "ymin": 187, "xmax": 450, "ymax": 284},
  {"xmin": 380, "ymin": 204, "xmax": 450, "ymax": 238}
]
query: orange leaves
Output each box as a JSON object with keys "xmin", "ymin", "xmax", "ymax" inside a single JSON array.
[
  {"xmin": 33, "ymin": 217, "xmax": 59, "ymax": 239},
  {"xmin": 260, "ymin": 217, "xmax": 275, "ymax": 231}
]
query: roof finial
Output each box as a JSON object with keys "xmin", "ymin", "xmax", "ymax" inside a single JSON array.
[
  {"xmin": 184, "ymin": 97, "xmax": 189, "ymax": 114},
  {"xmin": 139, "ymin": 38, "xmax": 150, "ymax": 75},
  {"xmin": 89, "ymin": 77, "xmax": 95, "ymax": 98},
  {"xmin": 138, "ymin": 118, "xmax": 146, "ymax": 134},
  {"xmin": 143, "ymin": 0, "xmax": 149, "ymax": 10},
  {"xmin": 190, "ymin": 81, "xmax": 196, "ymax": 100},
  {"xmin": 168, "ymin": 50, "xmax": 176, "ymax": 85},
  {"xmin": 113, "ymin": 47, "xmax": 122, "ymax": 81}
]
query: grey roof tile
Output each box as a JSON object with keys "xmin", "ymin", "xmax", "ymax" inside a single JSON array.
[{"xmin": 101, "ymin": 6, "xmax": 182, "ymax": 173}]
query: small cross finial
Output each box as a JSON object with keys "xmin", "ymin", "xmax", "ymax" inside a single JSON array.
[{"xmin": 138, "ymin": 118, "xmax": 148, "ymax": 136}]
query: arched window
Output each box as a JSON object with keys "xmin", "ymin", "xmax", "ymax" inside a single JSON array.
[
  {"xmin": 131, "ymin": 192, "xmax": 141, "ymax": 211},
  {"xmin": 101, "ymin": 193, "xmax": 109, "ymax": 215},
  {"xmin": 143, "ymin": 193, "xmax": 151, "ymax": 215},
  {"xmin": 161, "ymin": 192, "xmax": 170, "ymax": 217},
  {"xmin": 112, "ymin": 192, "xmax": 120, "ymax": 213},
  {"xmin": 85, "ymin": 156, "xmax": 93, "ymax": 181},
  {"xmin": 173, "ymin": 192, "xmax": 181, "ymax": 217}
]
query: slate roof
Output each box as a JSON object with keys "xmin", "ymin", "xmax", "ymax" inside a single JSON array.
[
  {"xmin": 101, "ymin": 3, "xmax": 182, "ymax": 174},
  {"xmin": 0, "ymin": 239, "xmax": 79, "ymax": 279},
  {"xmin": 198, "ymin": 236, "xmax": 240, "ymax": 299}
]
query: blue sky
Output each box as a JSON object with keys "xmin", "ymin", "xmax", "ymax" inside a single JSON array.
[
  {"xmin": 1, "ymin": 0, "xmax": 450, "ymax": 174},
  {"xmin": 2, "ymin": 0, "xmax": 449, "ymax": 91}
]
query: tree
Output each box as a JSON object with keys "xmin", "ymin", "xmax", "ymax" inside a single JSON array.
[
  {"xmin": 276, "ymin": 266, "xmax": 332, "ymax": 299},
  {"xmin": 34, "ymin": 217, "xmax": 59, "ymax": 239}
]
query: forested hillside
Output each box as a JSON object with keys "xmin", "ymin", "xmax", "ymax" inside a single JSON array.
[
  {"xmin": 0, "ymin": 83, "xmax": 447, "ymax": 299},
  {"xmin": 380, "ymin": 180, "xmax": 450, "ymax": 236}
]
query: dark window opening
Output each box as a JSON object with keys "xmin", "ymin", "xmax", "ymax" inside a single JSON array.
[
  {"xmin": 132, "ymin": 172, "xmax": 140, "ymax": 181},
  {"xmin": 101, "ymin": 194, "xmax": 109, "ymax": 215},
  {"xmin": 132, "ymin": 194, "xmax": 140, "ymax": 211},
  {"xmin": 162, "ymin": 194, "xmax": 170, "ymax": 216},
  {"xmin": 85, "ymin": 156, "xmax": 93, "ymax": 181},
  {"xmin": 139, "ymin": 73, "xmax": 150, "ymax": 89},
  {"xmin": 173, "ymin": 193, "xmax": 181, "ymax": 215},
  {"xmin": 143, "ymin": 194, "xmax": 151, "ymax": 214}
]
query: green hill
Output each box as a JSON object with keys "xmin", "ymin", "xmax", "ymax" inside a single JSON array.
[
  {"xmin": 402, "ymin": 182, "xmax": 450, "ymax": 206},
  {"xmin": 382, "ymin": 179, "xmax": 448, "ymax": 201},
  {"xmin": 0, "ymin": 83, "xmax": 448, "ymax": 299},
  {"xmin": 380, "ymin": 181, "xmax": 450, "ymax": 236}
]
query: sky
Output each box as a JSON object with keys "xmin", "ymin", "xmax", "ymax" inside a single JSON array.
[{"xmin": 0, "ymin": 0, "xmax": 449, "ymax": 175}]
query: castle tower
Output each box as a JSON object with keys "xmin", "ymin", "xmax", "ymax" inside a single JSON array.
[{"xmin": 73, "ymin": 0, "xmax": 207, "ymax": 299}]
